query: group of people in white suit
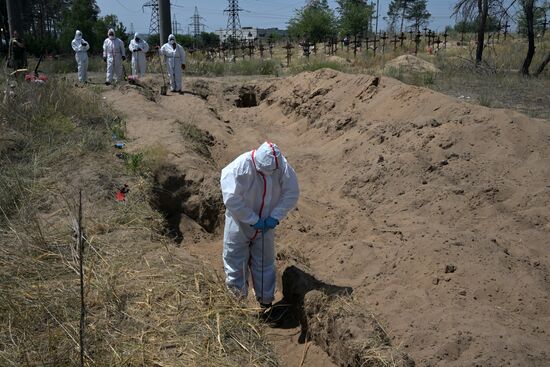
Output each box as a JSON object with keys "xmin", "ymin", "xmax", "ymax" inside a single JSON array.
[{"xmin": 71, "ymin": 29, "xmax": 186, "ymax": 92}]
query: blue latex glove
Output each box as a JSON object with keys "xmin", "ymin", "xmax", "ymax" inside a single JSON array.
[
  {"xmin": 252, "ymin": 218, "xmax": 267, "ymax": 231},
  {"xmin": 265, "ymin": 216, "xmax": 279, "ymax": 230}
]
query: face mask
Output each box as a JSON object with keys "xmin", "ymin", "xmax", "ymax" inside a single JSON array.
[
  {"xmin": 109, "ymin": 34, "xmax": 114, "ymax": 39},
  {"xmin": 170, "ymin": 40, "xmax": 175, "ymax": 45}
]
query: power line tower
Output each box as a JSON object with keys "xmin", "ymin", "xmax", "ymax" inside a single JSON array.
[
  {"xmin": 142, "ymin": 0, "xmax": 160, "ymax": 36},
  {"xmin": 172, "ymin": 14, "xmax": 182, "ymax": 36},
  {"xmin": 224, "ymin": 0, "xmax": 243, "ymax": 42},
  {"xmin": 189, "ymin": 6, "xmax": 206, "ymax": 37}
]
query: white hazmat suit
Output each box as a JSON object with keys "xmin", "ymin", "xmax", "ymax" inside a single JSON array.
[
  {"xmin": 71, "ymin": 30, "xmax": 90, "ymax": 82},
  {"xmin": 129, "ymin": 33, "xmax": 149, "ymax": 77},
  {"xmin": 102, "ymin": 29, "xmax": 126, "ymax": 83},
  {"xmin": 160, "ymin": 34, "xmax": 186, "ymax": 92},
  {"xmin": 220, "ymin": 142, "xmax": 299, "ymax": 304}
]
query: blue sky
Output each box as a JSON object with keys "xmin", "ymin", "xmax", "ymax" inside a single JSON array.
[{"xmin": 97, "ymin": 0, "xmax": 458, "ymax": 35}]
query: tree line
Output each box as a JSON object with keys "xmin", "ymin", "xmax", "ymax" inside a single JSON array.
[{"xmin": 287, "ymin": 0, "xmax": 431, "ymax": 43}]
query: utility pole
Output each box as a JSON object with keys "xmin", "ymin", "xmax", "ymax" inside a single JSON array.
[
  {"xmin": 6, "ymin": 0, "xmax": 22, "ymax": 37},
  {"xmin": 158, "ymin": 0, "xmax": 172, "ymax": 44},
  {"xmin": 172, "ymin": 14, "xmax": 181, "ymax": 36},
  {"xmin": 143, "ymin": 0, "xmax": 160, "ymax": 37},
  {"xmin": 189, "ymin": 6, "xmax": 206, "ymax": 38},
  {"xmin": 375, "ymin": 0, "xmax": 379, "ymax": 36},
  {"xmin": 225, "ymin": 0, "xmax": 243, "ymax": 43}
]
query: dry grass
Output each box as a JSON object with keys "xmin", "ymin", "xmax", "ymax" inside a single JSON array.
[{"xmin": 0, "ymin": 78, "xmax": 278, "ymax": 366}]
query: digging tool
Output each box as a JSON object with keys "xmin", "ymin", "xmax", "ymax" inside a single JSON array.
[
  {"xmin": 261, "ymin": 230, "xmax": 264, "ymax": 306},
  {"xmin": 157, "ymin": 49, "xmax": 168, "ymax": 95}
]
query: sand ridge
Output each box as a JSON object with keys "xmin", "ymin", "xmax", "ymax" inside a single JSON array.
[{"xmin": 106, "ymin": 69, "xmax": 550, "ymax": 366}]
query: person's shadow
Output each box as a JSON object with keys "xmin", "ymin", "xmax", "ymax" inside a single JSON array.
[{"xmin": 269, "ymin": 265, "xmax": 353, "ymax": 343}]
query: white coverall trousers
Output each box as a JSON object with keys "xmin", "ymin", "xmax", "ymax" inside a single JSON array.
[
  {"xmin": 166, "ymin": 57, "xmax": 182, "ymax": 92},
  {"xmin": 223, "ymin": 214, "xmax": 276, "ymax": 303},
  {"xmin": 75, "ymin": 52, "xmax": 88, "ymax": 82},
  {"xmin": 221, "ymin": 145, "xmax": 299, "ymax": 305},
  {"xmin": 106, "ymin": 54, "xmax": 123, "ymax": 83},
  {"xmin": 131, "ymin": 51, "xmax": 147, "ymax": 77}
]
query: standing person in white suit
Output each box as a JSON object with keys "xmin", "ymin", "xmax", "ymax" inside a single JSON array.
[
  {"xmin": 129, "ymin": 33, "xmax": 149, "ymax": 78},
  {"xmin": 220, "ymin": 142, "xmax": 300, "ymax": 313},
  {"xmin": 159, "ymin": 34, "xmax": 186, "ymax": 93},
  {"xmin": 71, "ymin": 30, "xmax": 90, "ymax": 83},
  {"xmin": 102, "ymin": 28, "xmax": 126, "ymax": 85}
]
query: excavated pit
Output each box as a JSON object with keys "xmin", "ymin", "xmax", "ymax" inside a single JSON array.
[
  {"xmin": 150, "ymin": 164, "xmax": 223, "ymax": 244},
  {"xmin": 278, "ymin": 265, "xmax": 415, "ymax": 367},
  {"xmin": 234, "ymin": 85, "xmax": 258, "ymax": 108}
]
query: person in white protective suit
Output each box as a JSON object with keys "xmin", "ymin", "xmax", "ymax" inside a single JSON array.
[
  {"xmin": 102, "ymin": 28, "xmax": 126, "ymax": 85},
  {"xmin": 220, "ymin": 142, "xmax": 299, "ymax": 311},
  {"xmin": 159, "ymin": 34, "xmax": 186, "ymax": 93},
  {"xmin": 71, "ymin": 30, "xmax": 90, "ymax": 83},
  {"xmin": 128, "ymin": 33, "xmax": 149, "ymax": 77}
]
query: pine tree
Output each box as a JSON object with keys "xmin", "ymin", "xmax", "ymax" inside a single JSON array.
[
  {"xmin": 405, "ymin": 0, "xmax": 431, "ymax": 32},
  {"xmin": 337, "ymin": 0, "xmax": 374, "ymax": 37}
]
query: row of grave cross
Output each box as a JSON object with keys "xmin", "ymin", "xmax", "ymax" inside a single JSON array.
[
  {"xmin": 189, "ymin": 18, "xmax": 546, "ymax": 63},
  {"xmin": 191, "ymin": 39, "xmax": 277, "ymax": 62},
  {"xmin": 337, "ymin": 29, "xmax": 450, "ymax": 57},
  {"xmin": 189, "ymin": 28, "xmax": 451, "ymax": 63},
  {"xmin": 191, "ymin": 19, "xmax": 547, "ymax": 64}
]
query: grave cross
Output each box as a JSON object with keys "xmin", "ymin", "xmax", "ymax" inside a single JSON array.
[
  {"xmin": 283, "ymin": 40, "xmax": 294, "ymax": 66},
  {"xmin": 390, "ymin": 34, "xmax": 399, "ymax": 50},
  {"xmin": 414, "ymin": 32, "xmax": 422, "ymax": 55},
  {"xmin": 380, "ymin": 32, "xmax": 388, "ymax": 54},
  {"xmin": 259, "ymin": 41, "xmax": 265, "ymax": 59},
  {"xmin": 399, "ymin": 32, "xmax": 407, "ymax": 48}
]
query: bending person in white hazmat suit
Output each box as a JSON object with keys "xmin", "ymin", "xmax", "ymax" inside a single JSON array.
[
  {"xmin": 102, "ymin": 28, "xmax": 126, "ymax": 85},
  {"xmin": 129, "ymin": 33, "xmax": 149, "ymax": 77},
  {"xmin": 71, "ymin": 30, "xmax": 90, "ymax": 83},
  {"xmin": 159, "ymin": 34, "xmax": 186, "ymax": 93},
  {"xmin": 221, "ymin": 142, "xmax": 299, "ymax": 311}
]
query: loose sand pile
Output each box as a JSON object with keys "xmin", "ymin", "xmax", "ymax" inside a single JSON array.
[
  {"xmin": 385, "ymin": 54, "xmax": 441, "ymax": 74},
  {"xmin": 108, "ymin": 69, "xmax": 550, "ymax": 366}
]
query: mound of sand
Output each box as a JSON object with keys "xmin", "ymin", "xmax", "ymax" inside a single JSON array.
[
  {"xmin": 385, "ymin": 54, "xmax": 441, "ymax": 73},
  {"xmin": 109, "ymin": 68, "xmax": 550, "ymax": 366}
]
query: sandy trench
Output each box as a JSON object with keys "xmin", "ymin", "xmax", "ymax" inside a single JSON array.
[{"xmin": 104, "ymin": 69, "xmax": 550, "ymax": 367}]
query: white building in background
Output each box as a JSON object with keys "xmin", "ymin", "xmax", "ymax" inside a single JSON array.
[{"xmin": 215, "ymin": 27, "xmax": 287, "ymax": 43}]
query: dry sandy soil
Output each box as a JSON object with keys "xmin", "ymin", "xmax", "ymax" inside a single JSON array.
[{"xmin": 104, "ymin": 68, "xmax": 550, "ymax": 367}]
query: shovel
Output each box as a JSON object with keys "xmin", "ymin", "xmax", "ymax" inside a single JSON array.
[{"xmin": 157, "ymin": 49, "xmax": 168, "ymax": 95}]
